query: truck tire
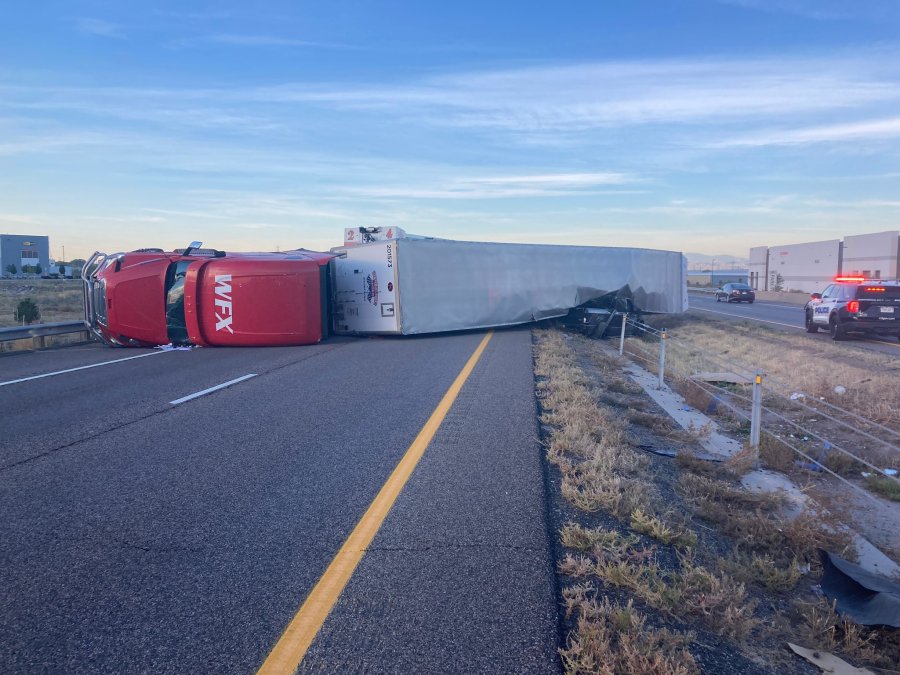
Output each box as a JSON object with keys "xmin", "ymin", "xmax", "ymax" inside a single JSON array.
[{"xmin": 805, "ymin": 312, "xmax": 818, "ymax": 333}]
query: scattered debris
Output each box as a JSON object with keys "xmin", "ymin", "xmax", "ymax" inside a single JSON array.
[
  {"xmin": 834, "ymin": 385, "xmax": 847, "ymax": 395},
  {"xmin": 790, "ymin": 392, "xmax": 806, "ymax": 401},
  {"xmin": 820, "ymin": 550, "xmax": 900, "ymax": 627},
  {"xmin": 155, "ymin": 343, "xmax": 194, "ymax": 351},
  {"xmin": 786, "ymin": 642, "xmax": 875, "ymax": 674}
]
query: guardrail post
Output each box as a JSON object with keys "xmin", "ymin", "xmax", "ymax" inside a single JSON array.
[
  {"xmin": 750, "ymin": 370, "xmax": 763, "ymax": 461},
  {"xmin": 658, "ymin": 328, "xmax": 667, "ymax": 388},
  {"xmin": 619, "ymin": 313, "xmax": 627, "ymax": 356}
]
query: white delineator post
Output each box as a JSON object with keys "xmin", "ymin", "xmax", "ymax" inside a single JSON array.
[
  {"xmin": 658, "ymin": 328, "xmax": 667, "ymax": 388},
  {"xmin": 619, "ymin": 313, "xmax": 628, "ymax": 356}
]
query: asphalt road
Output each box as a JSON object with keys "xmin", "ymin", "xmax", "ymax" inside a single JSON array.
[
  {"xmin": 687, "ymin": 291, "xmax": 900, "ymax": 356},
  {"xmin": 0, "ymin": 330, "xmax": 559, "ymax": 673}
]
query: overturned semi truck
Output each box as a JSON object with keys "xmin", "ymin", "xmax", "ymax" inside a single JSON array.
[{"xmin": 82, "ymin": 228, "xmax": 687, "ymax": 347}]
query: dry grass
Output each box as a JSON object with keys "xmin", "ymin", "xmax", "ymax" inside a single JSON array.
[
  {"xmin": 0, "ymin": 279, "xmax": 83, "ymax": 327},
  {"xmin": 790, "ymin": 598, "xmax": 900, "ymax": 669},
  {"xmin": 541, "ymin": 326, "xmax": 890, "ymax": 673},
  {"xmin": 677, "ymin": 471, "xmax": 856, "ymax": 566},
  {"xmin": 864, "ymin": 475, "xmax": 900, "ymax": 502},
  {"xmin": 560, "ymin": 550, "xmax": 759, "ymax": 641},
  {"xmin": 536, "ymin": 330, "xmax": 654, "ymax": 520},
  {"xmin": 559, "ymin": 523, "xmax": 641, "ymax": 559},
  {"xmin": 540, "ymin": 328, "xmax": 760, "ymax": 657},
  {"xmin": 0, "ymin": 280, "xmax": 88, "ymax": 352},
  {"xmin": 640, "ymin": 314, "xmax": 900, "ymax": 431},
  {"xmin": 721, "ymin": 552, "xmax": 802, "ymax": 592},
  {"xmin": 561, "ymin": 587, "xmax": 698, "ymax": 675},
  {"xmin": 758, "ymin": 432, "xmax": 796, "ymax": 473},
  {"xmin": 629, "ymin": 509, "xmax": 697, "ymax": 549}
]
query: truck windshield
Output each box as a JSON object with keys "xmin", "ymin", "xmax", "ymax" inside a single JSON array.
[{"xmin": 164, "ymin": 261, "xmax": 192, "ymax": 344}]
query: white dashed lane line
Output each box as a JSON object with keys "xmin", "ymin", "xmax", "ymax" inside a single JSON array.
[
  {"xmin": 169, "ymin": 374, "xmax": 258, "ymax": 406},
  {"xmin": 0, "ymin": 350, "xmax": 170, "ymax": 388}
]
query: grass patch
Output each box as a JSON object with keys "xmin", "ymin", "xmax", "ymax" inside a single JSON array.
[
  {"xmin": 864, "ymin": 474, "xmax": 900, "ymax": 502},
  {"xmin": 561, "ymin": 587, "xmax": 698, "ymax": 675},
  {"xmin": 0, "ymin": 279, "xmax": 83, "ymax": 327},
  {"xmin": 789, "ymin": 598, "xmax": 900, "ymax": 669},
  {"xmin": 629, "ymin": 509, "xmax": 697, "ymax": 549},
  {"xmin": 721, "ymin": 552, "xmax": 802, "ymax": 592},
  {"xmin": 560, "ymin": 550, "xmax": 759, "ymax": 641}
]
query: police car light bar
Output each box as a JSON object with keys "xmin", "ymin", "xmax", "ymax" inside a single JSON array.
[{"xmin": 834, "ymin": 275, "xmax": 865, "ymax": 282}]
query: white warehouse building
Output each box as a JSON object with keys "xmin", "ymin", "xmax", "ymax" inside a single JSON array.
[{"xmin": 748, "ymin": 230, "xmax": 900, "ymax": 294}]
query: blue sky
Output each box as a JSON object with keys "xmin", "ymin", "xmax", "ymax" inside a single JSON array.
[{"xmin": 2, "ymin": 0, "xmax": 899, "ymax": 261}]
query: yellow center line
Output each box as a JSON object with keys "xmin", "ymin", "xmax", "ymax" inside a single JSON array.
[{"xmin": 257, "ymin": 331, "xmax": 494, "ymax": 674}]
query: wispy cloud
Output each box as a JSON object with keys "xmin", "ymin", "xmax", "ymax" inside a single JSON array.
[
  {"xmin": 240, "ymin": 55, "xmax": 900, "ymax": 133},
  {"xmin": 75, "ymin": 18, "xmax": 125, "ymax": 39},
  {"xmin": 5, "ymin": 52, "xmax": 900, "ymax": 140},
  {"xmin": 465, "ymin": 173, "xmax": 633, "ymax": 187},
  {"xmin": 713, "ymin": 116, "xmax": 900, "ymax": 147},
  {"xmin": 338, "ymin": 172, "xmax": 642, "ymax": 200}
]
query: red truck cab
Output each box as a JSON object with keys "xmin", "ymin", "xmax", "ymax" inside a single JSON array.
[{"xmin": 82, "ymin": 245, "xmax": 334, "ymax": 347}]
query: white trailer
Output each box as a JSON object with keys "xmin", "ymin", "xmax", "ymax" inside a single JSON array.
[{"xmin": 330, "ymin": 234, "xmax": 687, "ymax": 335}]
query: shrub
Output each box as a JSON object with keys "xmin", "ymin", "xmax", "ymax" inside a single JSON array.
[{"xmin": 14, "ymin": 298, "xmax": 40, "ymax": 324}]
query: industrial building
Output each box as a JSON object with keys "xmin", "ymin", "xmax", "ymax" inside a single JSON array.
[
  {"xmin": 748, "ymin": 230, "xmax": 900, "ymax": 293},
  {"xmin": 686, "ymin": 270, "xmax": 748, "ymax": 287},
  {"xmin": 1, "ymin": 234, "xmax": 51, "ymax": 276}
]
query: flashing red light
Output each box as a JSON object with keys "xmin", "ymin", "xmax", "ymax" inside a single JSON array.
[
  {"xmin": 834, "ymin": 275, "xmax": 865, "ymax": 282},
  {"xmin": 847, "ymin": 300, "xmax": 860, "ymax": 313}
]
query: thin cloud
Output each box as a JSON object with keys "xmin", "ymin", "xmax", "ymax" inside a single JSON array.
[
  {"xmin": 6, "ymin": 52, "xmax": 900, "ymax": 137},
  {"xmin": 75, "ymin": 18, "xmax": 125, "ymax": 39},
  {"xmin": 465, "ymin": 173, "xmax": 633, "ymax": 187},
  {"xmin": 714, "ymin": 116, "xmax": 900, "ymax": 147}
]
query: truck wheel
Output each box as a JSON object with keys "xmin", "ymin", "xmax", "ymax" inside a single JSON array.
[
  {"xmin": 829, "ymin": 317, "xmax": 846, "ymax": 341},
  {"xmin": 805, "ymin": 312, "xmax": 818, "ymax": 333}
]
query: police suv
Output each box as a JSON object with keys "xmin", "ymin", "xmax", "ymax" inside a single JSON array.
[{"xmin": 805, "ymin": 277, "xmax": 900, "ymax": 341}]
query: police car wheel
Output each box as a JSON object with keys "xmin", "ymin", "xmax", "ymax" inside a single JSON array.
[
  {"xmin": 805, "ymin": 312, "xmax": 818, "ymax": 333},
  {"xmin": 829, "ymin": 318, "xmax": 846, "ymax": 341},
  {"xmin": 715, "ymin": 294, "xmax": 720, "ymax": 302}
]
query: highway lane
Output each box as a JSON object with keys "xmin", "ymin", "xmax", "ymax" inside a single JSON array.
[
  {"xmin": 687, "ymin": 292, "xmax": 900, "ymax": 356},
  {"xmin": 0, "ymin": 340, "xmax": 353, "ymax": 469},
  {"xmin": 0, "ymin": 329, "xmax": 558, "ymax": 673}
]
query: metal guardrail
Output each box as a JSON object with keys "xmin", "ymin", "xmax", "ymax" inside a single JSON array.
[{"xmin": 0, "ymin": 321, "xmax": 91, "ymax": 347}]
